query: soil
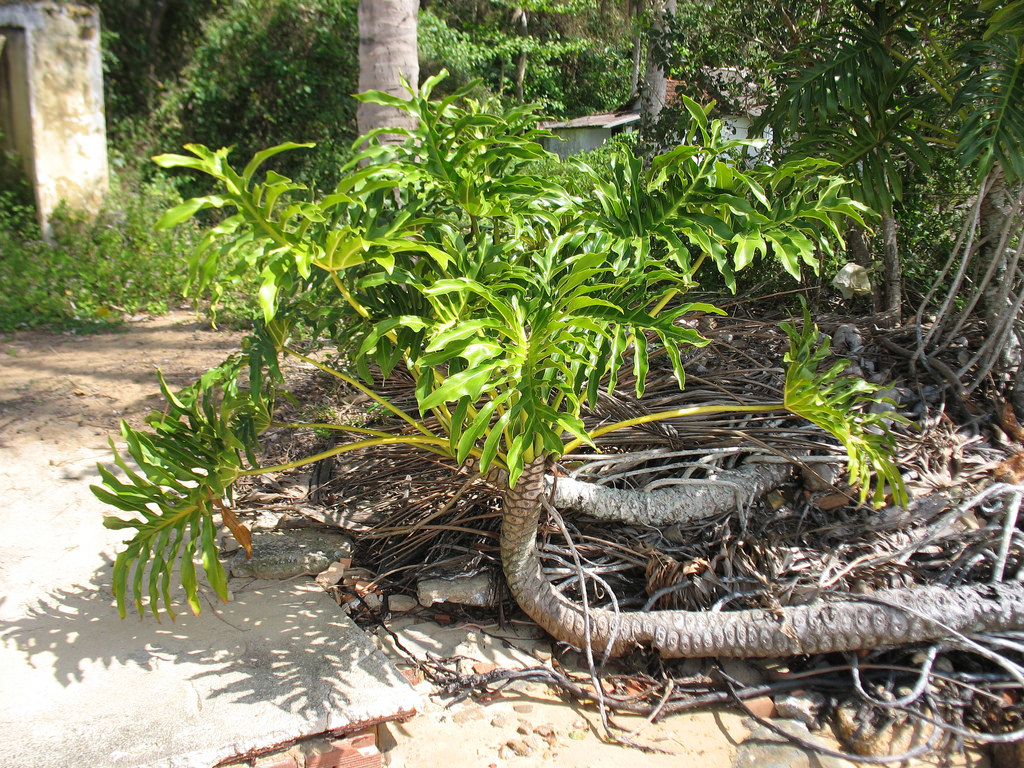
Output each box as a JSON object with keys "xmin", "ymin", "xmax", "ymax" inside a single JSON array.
[
  {"xmin": 0, "ymin": 311, "xmax": 753, "ymax": 766},
  {"xmin": 0, "ymin": 311, "xmax": 988, "ymax": 767}
]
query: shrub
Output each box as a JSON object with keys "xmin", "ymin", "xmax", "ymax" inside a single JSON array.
[
  {"xmin": 158, "ymin": 0, "xmax": 359, "ymax": 194},
  {"xmin": 92, "ymin": 79, "xmax": 902, "ymax": 618},
  {"xmin": 0, "ymin": 168, "xmax": 199, "ymax": 332},
  {"xmin": 0, "ymin": 145, "xmax": 37, "ymax": 239}
]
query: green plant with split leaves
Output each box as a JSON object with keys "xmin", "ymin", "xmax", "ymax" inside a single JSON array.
[{"xmin": 93, "ymin": 74, "xmax": 902, "ymax": 620}]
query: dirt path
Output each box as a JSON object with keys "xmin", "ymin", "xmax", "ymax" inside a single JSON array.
[
  {"xmin": 0, "ymin": 312, "xmax": 244, "ymax": 617},
  {"xmin": 4, "ymin": 313, "xmax": 986, "ymax": 768},
  {"xmin": 0, "ymin": 311, "xmax": 244, "ymax": 454},
  {"xmin": 0, "ymin": 313, "xmax": 756, "ymax": 766}
]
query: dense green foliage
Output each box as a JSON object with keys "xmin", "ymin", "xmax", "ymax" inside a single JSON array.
[
  {"xmin": 0, "ymin": 163, "xmax": 199, "ymax": 332},
  {"xmin": 755, "ymin": 0, "xmax": 1024, "ymax": 299},
  {"xmin": 92, "ymin": 78, "xmax": 902, "ymax": 617},
  {"xmin": 5, "ymin": 0, "xmax": 1021, "ymax": 332},
  {"xmin": 160, "ymin": 0, "xmax": 359, "ymax": 191},
  {"xmin": 420, "ymin": 0, "xmax": 633, "ymax": 115},
  {"xmin": 100, "ymin": 0, "xmax": 359, "ymax": 192},
  {"xmin": 98, "ymin": 0, "xmax": 227, "ymax": 121},
  {"xmin": 0, "ymin": 146, "xmax": 37, "ymax": 241},
  {"xmin": 1, "ymin": 0, "xmax": 358, "ymax": 331}
]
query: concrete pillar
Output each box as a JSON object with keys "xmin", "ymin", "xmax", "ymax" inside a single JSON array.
[{"xmin": 0, "ymin": 2, "xmax": 108, "ymax": 239}]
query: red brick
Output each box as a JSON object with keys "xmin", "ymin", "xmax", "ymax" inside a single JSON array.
[
  {"xmin": 346, "ymin": 731, "xmax": 376, "ymax": 750},
  {"xmin": 253, "ymin": 753, "xmax": 299, "ymax": 768},
  {"xmin": 299, "ymin": 731, "xmax": 381, "ymax": 768},
  {"xmin": 306, "ymin": 743, "xmax": 381, "ymax": 768}
]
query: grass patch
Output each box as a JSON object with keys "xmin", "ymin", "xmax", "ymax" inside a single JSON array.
[{"xmin": 0, "ymin": 166, "xmax": 211, "ymax": 333}]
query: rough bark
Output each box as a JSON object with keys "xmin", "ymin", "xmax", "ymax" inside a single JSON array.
[
  {"xmin": 549, "ymin": 461, "xmax": 792, "ymax": 527},
  {"xmin": 979, "ymin": 169, "xmax": 1022, "ymax": 378},
  {"xmin": 639, "ymin": 0, "xmax": 675, "ymax": 125},
  {"xmin": 881, "ymin": 211, "xmax": 902, "ymax": 321},
  {"xmin": 357, "ymin": 0, "xmax": 420, "ymax": 141},
  {"xmin": 502, "ymin": 457, "xmax": 1024, "ymax": 658},
  {"xmin": 512, "ymin": 7, "xmax": 528, "ymax": 104},
  {"xmin": 628, "ymin": 0, "xmax": 644, "ymax": 98}
]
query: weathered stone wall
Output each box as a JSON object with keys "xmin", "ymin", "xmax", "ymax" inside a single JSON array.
[{"xmin": 0, "ymin": 2, "xmax": 108, "ymax": 238}]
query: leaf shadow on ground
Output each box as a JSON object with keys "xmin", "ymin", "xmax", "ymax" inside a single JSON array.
[{"xmin": 0, "ymin": 555, "xmax": 413, "ymax": 724}]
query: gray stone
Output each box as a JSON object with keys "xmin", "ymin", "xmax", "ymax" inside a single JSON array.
[
  {"xmin": 831, "ymin": 323, "xmax": 864, "ymax": 353},
  {"xmin": 230, "ymin": 530, "xmax": 354, "ymax": 580},
  {"xmin": 0, "ymin": 580, "xmax": 420, "ymax": 768},
  {"xmin": 388, "ymin": 594, "xmax": 419, "ymax": 613},
  {"xmin": 734, "ymin": 720, "xmax": 857, "ymax": 768},
  {"xmin": 217, "ymin": 524, "xmax": 243, "ymax": 554},
  {"xmin": 775, "ymin": 691, "xmax": 826, "ymax": 727},
  {"xmin": 719, "ymin": 658, "xmax": 768, "ymax": 688},
  {"xmin": 417, "ymin": 572, "xmax": 498, "ymax": 608},
  {"xmin": 867, "ymin": 388, "xmax": 901, "ymax": 415},
  {"xmin": 801, "ymin": 462, "xmax": 841, "ymax": 491}
]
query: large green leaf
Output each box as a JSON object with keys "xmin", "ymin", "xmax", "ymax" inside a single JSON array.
[
  {"xmin": 781, "ymin": 305, "xmax": 908, "ymax": 507},
  {"xmin": 956, "ymin": 34, "xmax": 1024, "ymax": 182},
  {"xmin": 97, "ymin": 72, "xmax": 899, "ymax": 622}
]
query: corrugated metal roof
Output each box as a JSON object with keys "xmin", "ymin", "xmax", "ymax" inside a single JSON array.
[{"xmin": 542, "ymin": 111, "xmax": 640, "ymax": 130}]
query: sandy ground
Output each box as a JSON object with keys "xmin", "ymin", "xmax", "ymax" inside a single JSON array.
[{"xmin": 0, "ymin": 311, "xmax": 758, "ymax": 767}]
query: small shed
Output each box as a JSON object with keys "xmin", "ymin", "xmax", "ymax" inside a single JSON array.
[
  {"xmin": 541, "ymin": 110, "xmax": 640, "ymax": 160},
  {"xmin": 541, "ymin": 70, "xmax": 767, "ymax": 160}
]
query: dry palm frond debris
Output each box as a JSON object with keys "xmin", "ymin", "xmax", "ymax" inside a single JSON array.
[{"xmin": 235, "ymin": 310, "xmax": 1024, "ymax": 762}]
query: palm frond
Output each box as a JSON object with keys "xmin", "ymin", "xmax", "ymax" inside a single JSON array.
[
  {"xmin": 955, "ymin": 33, "xmax": 1024, "ymax": 182},
  {"xmin": 982, "ymin": 0, "xmax": 1024, "ymax": 38}
]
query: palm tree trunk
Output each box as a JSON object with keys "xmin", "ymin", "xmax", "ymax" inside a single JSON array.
[
  {"xmin": 639, "ymin": 0, "xmax": 674, "ymax": 125},
  {"xmin": 629, "ymin": 0, "xmax": 644, "ymax": 98},
  {"xmin": 512, "ymin": 7, "xmax": 528, "ymax": 103},
  {"xmin": 357, "ymin": 0, "xmax": 420, "ymax": 140},
  {"xmin": 501, "ymin": 457, "xmax": 1024, "ymax": 658}
]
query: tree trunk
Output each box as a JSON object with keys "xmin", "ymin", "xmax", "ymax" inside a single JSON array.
[
  {"xmin": 639, "ymin": 0, "xmax": 674, "ymax": 126},
  {"xmin": 881, "ymin": 211, "xmax": 902, "ymax": 321},
  {"xmin": 145, "ymin": 0, "xmax": 171, "ymax": 108},
  {"xmin": 501, "ymin": 457, "xmax": 1024, "ymax": 658},
  {"xmin": 979, "ymin": 168, "xmax": 1022, "ymax": 380},
  {"xmin": 629, "ymin": 0, "xmax": 645, "ymax": 98},
  {"xmin": 357, "ymin": 0, "xmax": 420, "ymax": 140},
  {"xmin": 512, "ymin": 7, "xmax": 528, "ymax": 104},
  {"xmin": 846, "ymin": 223, "xmax": 883, "ymax": 314}
]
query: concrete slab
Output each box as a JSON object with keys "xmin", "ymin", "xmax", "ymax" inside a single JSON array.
[
  {"xmin": 1, "ymin": 578, "xmax": 418, "ymax": 768},
  {"xmin": 0, "ymin": 441, "xmax": 418, "ymax": 768}
]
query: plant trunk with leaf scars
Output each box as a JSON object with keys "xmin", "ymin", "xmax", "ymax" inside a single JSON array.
[{"xmin": 501, "ymin": 457, "xmax": 1024, "ymax": 658}]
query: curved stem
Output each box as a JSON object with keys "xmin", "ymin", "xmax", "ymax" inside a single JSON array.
[
  {"xmin": 271, "ymin": 422, "xmax": 404, "ymax": 439},
  {"xmin": 238, "ymin": 434, "xmax": 454, "ymax": 476},
  {"xmin": 648, "ymin": 288, "xmax": 678, "ymax": 317},
  {"xmin": 501, "ymin": 457, "xmax": 1024, "ymax": 658},
  {"xmin": 283, "ymin": 345, "xmax": 436, "ymax": 438},
  {"xmin": 562, "ymin": 402, "xmax": 782, "ymax": 453},
  {"xmin": 330, "ymin": 271, "xmax": 371, "ymax": 320}
]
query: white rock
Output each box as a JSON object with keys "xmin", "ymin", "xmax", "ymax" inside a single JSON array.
[
  {"xmin": 388, "ymin": 594, "xmax": 419, "ymax": 613},
  {"xmin": 417, "ymin": 572, "xmax": 498, "ymax": 608},
  {"xmin": 775, "ymin": 690, "xmax": 826, "ymax": 726}
]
